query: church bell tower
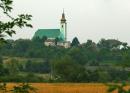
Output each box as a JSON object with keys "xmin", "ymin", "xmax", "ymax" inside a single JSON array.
[{"xmin": 60, "ymin": 10, "xmax": 67, "ymax": 41}]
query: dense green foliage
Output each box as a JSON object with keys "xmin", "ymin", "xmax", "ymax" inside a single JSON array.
[
  {"xmin": 25, "ymin": 60, "xmax": 50, "ymax": 73},
  {"xmin": 0, "ymin": 55, "xmax": 9, "ymax": 76},
  {"xmin": 0, "ymin": 37, "xmax": 130, "ymax": 82},
  {"xmin": 51, "ymin": 55, "xmax": 87, "ymax": 82},
  {"xmin": 0, "ymin": 0, "xmax": 32, "ymax": 43},
  {"xmin": 71, "ymin": 37, "xmax": 80, "ymax": 46},
  {"xmin": 108, "ymin": 82, "xmax": 130, "ymax": 93}
]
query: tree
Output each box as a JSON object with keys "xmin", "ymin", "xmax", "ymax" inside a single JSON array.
[
  {"xmin": 108, "ymin": 82, "xmax": 130, "ymax": 93},
  {"xmin": 0, "ymin": 63, "xmax": 9, "ymax": 76},
  {"xmin": 0, "ymin": 55, "xmax": 9, "ymax": 76},
  {"xmin": 0, "ymin": 55, "xmax": 3, "ymax": 64},
  {"xmin": 13, "ymin": 39, "xmax": 32, "ymax": 55},
  {"xmin": 67, "ymin": 47, "xmax": 88, "ymax": 65},
  {"xmin": 97, "ymin": 39, "xmax": 122, "ymax": 50},
  {"xmin": 5, "ymin": 59, "xmax": 20, "ymax": 75},
  {"xmin": 98, "ymin": 71, "xmax": 110, "ymax": 82},
  {"xmin": 71, "ymin": 37, "xmax": 80, "ymax": 47},
  {"xmin": 32, "ymin": 36, "xmax": 47, "ymax": 43},
  {"xmin": 0, "ymin": 0, "xmax": 32, "ymax": 43},
  {"xmin": 85, "ymin": 40, "xmax": 93, "ymax": 47},
  {"xmin": 122, "ymin": 42, "xmax": 128, "ymax": 50},
  {"xmin": 85, "ymin": 40, "xmax": 97, "ymax": 50},
  {"xmin": 51, "ymin": 55, "xmax": 87, "ymax": 82},
  {"xmin": 25, "ymin": 60, "xmax": 51, "ymax": 73}
]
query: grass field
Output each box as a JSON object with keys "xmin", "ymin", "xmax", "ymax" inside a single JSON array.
[{"xmin": 4, "ymin": 83, "xmax": 120, "ymax": 93}]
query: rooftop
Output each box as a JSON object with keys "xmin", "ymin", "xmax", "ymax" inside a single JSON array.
[{"xmin": 33, "ymin": 29, "xmax": 61, "ymax": 39}]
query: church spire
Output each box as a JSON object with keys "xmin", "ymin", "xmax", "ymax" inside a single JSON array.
[{"xmin": 61, "ymin": 9, "xmax": 66, "ymax": 23}]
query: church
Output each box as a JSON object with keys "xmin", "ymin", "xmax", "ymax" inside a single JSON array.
[{"xmin": 33, "ymin": 11, "xmax": 71, "ymax": 48}]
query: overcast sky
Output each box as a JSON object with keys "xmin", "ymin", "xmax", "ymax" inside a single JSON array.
[{"xmin": 9, "ymin": 0, "xmax": 130, "ymax": 44}]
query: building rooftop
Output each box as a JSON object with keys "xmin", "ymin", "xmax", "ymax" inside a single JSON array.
[{"xmin": 33, "ymin": 29, "xmax": 61, "ymax": 39}]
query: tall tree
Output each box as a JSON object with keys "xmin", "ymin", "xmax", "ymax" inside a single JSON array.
[
  {"xmin": 122, "ymin": 42, "xmax": 128, "ymax": 50},
  {"xmin": 0, "ymin": 0, "xmax": 32, "ymax": 43},
  {"xmin": 71, "ymin": 37, "xmax": 80, "ymax": 47}
]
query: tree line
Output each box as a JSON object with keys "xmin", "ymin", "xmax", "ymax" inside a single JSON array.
[{"xmin": 0, "ymin": 37, "xmax": 130, "ymax": 82}]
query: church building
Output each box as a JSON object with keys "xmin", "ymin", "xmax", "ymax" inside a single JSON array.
[{"xmin": 33, "ymin": 11, "xmax": 70, "ymax": 48}]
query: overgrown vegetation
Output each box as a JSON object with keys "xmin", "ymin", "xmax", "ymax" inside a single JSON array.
[
  {"xmin": 0, "ymin": 0, "xmax": 130, "ymax": 85},
  {"xmin": 0, "ymin": 82, "xmax": 37, "ymax": 93},
  {"xmin": 107, "ymin": 82, "xmax": 130, "ymax": 93},
  {"xmin": 0, "ymin": 37, "xmax": 130, "ymax": 83}
]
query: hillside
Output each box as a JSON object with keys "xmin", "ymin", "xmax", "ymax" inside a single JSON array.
[{"xmin": 0, "ymin": 38, "xmax": 130, "ymax": 83}]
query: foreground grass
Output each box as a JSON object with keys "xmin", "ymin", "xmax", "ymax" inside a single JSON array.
[{"xmin": 4, "ymin": 83, "xmax": 120, "ymax": 93}]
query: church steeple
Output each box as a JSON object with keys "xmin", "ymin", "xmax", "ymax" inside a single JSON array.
[
  {"xmin": 61, "ymin": 9, "xmax": 66, "ymax": 23},
  {"xmin": 60, "ymin": 9, "xmax": 67, "ymax": 41}
]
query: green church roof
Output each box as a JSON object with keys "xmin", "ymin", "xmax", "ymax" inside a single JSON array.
[{"xmin": 33, "ymin": 29, "xmax": 61, "ymax": 39}]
